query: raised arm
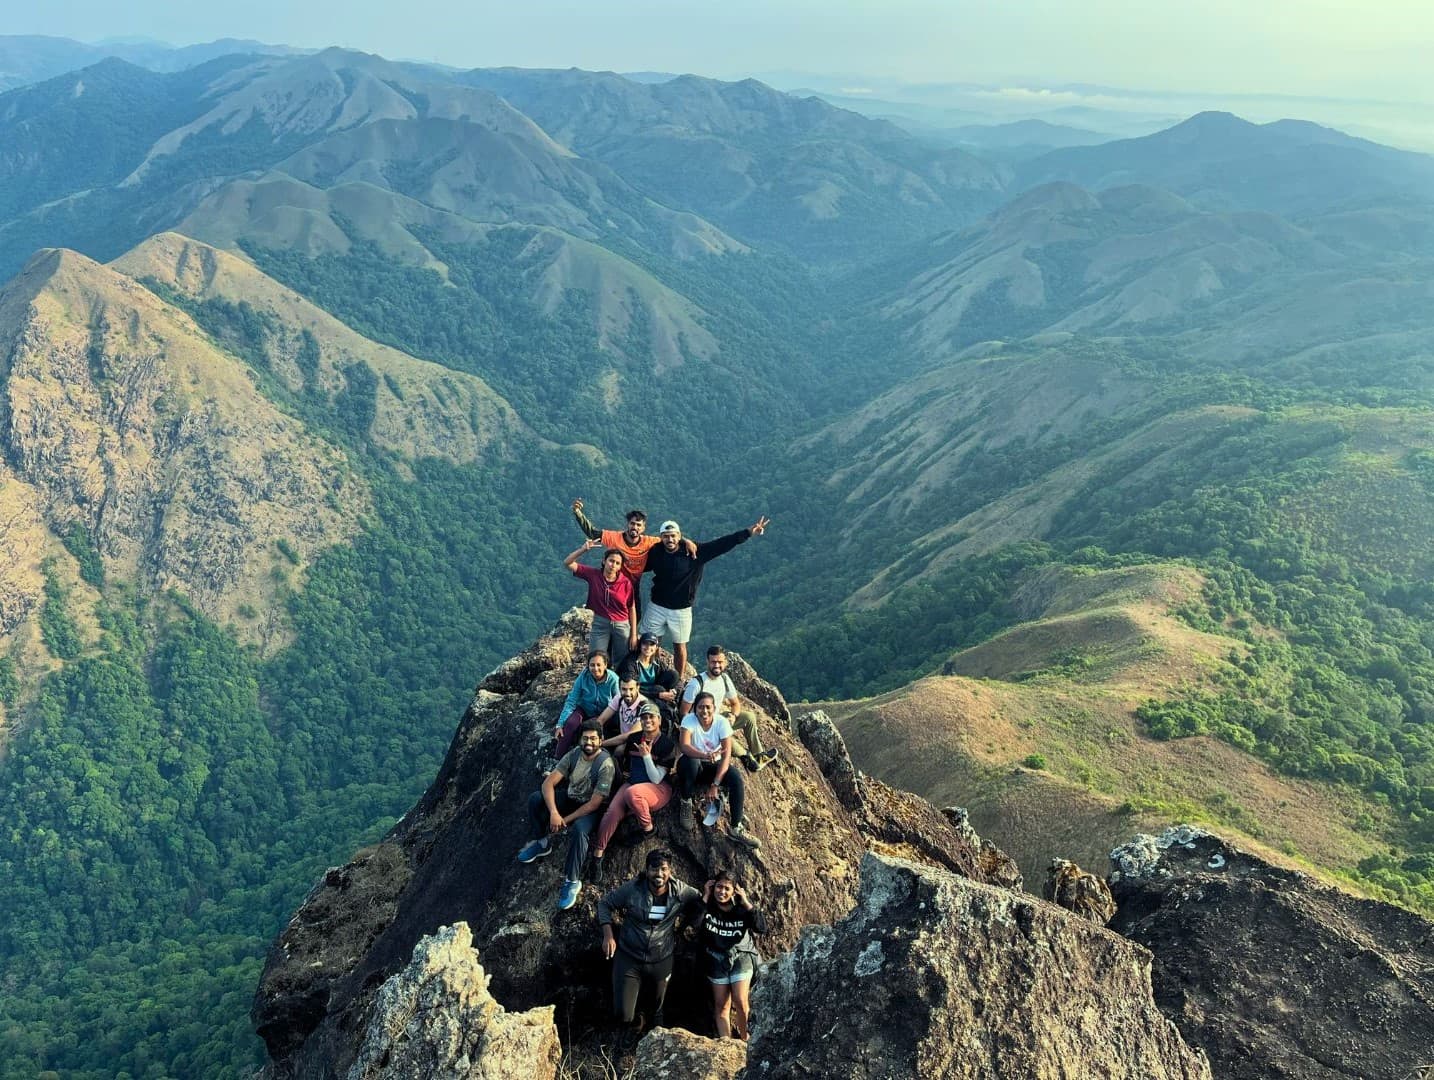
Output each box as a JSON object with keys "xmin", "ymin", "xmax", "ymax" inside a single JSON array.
[
  {"xmin": 571, "ymin": 498, "xmax": 602, "ymax": 541},
  {"xmin": 694, "ymin": 517, "xmax": 769, "ymax": 565},
  {"xmin": 564, "ymin": 538, "xmax": 601, "ymax": 572}
]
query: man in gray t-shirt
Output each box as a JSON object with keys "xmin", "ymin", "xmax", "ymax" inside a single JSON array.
[{"xmin": 518, "ymin": 722, "xmax": 615, "ymax": 910}]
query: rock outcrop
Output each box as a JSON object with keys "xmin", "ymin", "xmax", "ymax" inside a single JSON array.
[
  {"xmin": 254, "ymin": 610, "xmax": 1013, "ymax": 1076},
  {"xmin": 1110, "ymin": 825, "xmax": 1434, "ymax": 1080},
  {"xmin": 631, "ymin": 1028, "xmax": 745, "ymax": 1080},
  {"xmin": 797, "ymin": 709, "xmax": 1023, "ymax": 887},
  {"xmin": 346, "ymin": 922, "xmax": 560, "ymax": 1080},
  {"xmin": 747, "ymin": 852, "xmax": 1211, "ymax": 1079},
  {"xmin": 253, "ymin": 613, "xmax": 1222, "ymax": 1078},
  {"xmin": 1044, "ymin": 857, "xmax": 1116, "ymax": 925}
]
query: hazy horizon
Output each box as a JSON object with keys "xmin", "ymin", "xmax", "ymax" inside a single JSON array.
[{"xmin": 7, "ymin": 2, "xmax": 1434, "ymax": 150}]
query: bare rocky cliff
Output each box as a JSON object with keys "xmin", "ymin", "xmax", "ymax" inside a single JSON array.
[
  {"xmin": 0, "ymin": 246, "xmax": 365, "ymax": 647},
  {"xmin": 252, "ymin": 610, "xmax": 1212, "ymax": 1078}
]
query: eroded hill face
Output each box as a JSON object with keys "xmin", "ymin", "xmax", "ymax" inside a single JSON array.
[
  {"xmin": 0, "ymin": 246, "xmax": 365, "ymax": 650},
  {"xmin": 0, "ymin": 233, "xmax": 586, "ymax": 683}
]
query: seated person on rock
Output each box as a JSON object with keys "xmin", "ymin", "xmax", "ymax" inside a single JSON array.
[
  {"xmin": 554, "ymin": 649, "xmax": 619, "ymax": 757},
  {"xmin": 592, "ymin": 672, "xmax": 662, "ymax": 744},
  {"xmin": 681, "ymin": 644, "xmax": 778, "ymax": 773},
  {"xmin": 563, "ymin": 539, "xmax": 637, "ymax": 669},
  {"xmin": 678, "ymin": 692, "xmax": 760, "ymax": 849},
  {"xmin": 621, "ymin": 632, "xmax": 681, "ymax": 725},
  {"xmin": 701, "ymin": 870, "xmax": 768, "ymax": 1041},
  {"xmin": 592, "ymin": 705, "xmax": 680, "ymax": 864},
  {"xmin": 518, "ymin": 722, "xmax": 616, "ymax": 910},
  {"xmin": 598, "ymin": 848, "xmax": 702, "ymax": 1032}
]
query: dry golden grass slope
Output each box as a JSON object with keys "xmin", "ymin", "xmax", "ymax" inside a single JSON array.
[
  {"xmin": 816, "ymin": 562, "xmax": 1391, "ymax": 889},
  {"xmin": 0, "ymin": 245, "xmax": 367, "ymax": 654}
]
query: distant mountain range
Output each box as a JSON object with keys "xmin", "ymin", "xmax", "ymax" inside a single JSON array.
[{"xmin": 0, "ymin": 33, "xmax": 305, "ymax": 91}]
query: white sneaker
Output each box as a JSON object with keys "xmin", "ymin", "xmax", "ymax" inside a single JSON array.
[{"xmin": 702, "ymin": 799, "xmax": 721, "ymax": 827}]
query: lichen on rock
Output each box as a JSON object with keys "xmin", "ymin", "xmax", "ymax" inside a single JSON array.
[
  {"xmin": 748, "ymin": 852, "xmax": 1210, "ymax": 1079},
  {"xmin": 346, "ymin": 922, "xmax": 560, "ymax": 1080}
]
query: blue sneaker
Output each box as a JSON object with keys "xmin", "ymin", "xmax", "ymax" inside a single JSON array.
[
  {"xmin": 557, "ymin": 879, "xmax": 582, "ymax": 910},
  {"xmin": 517, "ymin": 838, "xmax": 552, "ymax": 864}
]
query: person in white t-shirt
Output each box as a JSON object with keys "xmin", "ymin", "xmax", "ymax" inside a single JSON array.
[
  {"xmin": 681, "ymin": 645, "xmax": 778, "ymax": 773},
  {"xmin": 677, "ymin": 693, "xmax": 759, "ymax": 849}
]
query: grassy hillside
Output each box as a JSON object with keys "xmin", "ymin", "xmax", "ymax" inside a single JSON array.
[{"xmin": 817, "ymin": 563, "xmax": 1398, "ymax": 892}]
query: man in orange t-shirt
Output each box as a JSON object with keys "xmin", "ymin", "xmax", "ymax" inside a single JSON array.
[{"xmin": 571, "ymin": 499, "xmax": 694, "ymax": 653}]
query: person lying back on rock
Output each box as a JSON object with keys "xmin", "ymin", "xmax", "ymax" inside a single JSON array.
[
  {"xmin": 553, "ymin": 649, "xmax": 619, "ymax": 757},
  {"xmin": 598, "ymin": 848, "xmax": 702, "ymax": 1032},
  {"xmin": 621, "ymin": 632, "xmax": 681, "ymax": 725},
  {"xmin": 640, "ymin": 515, "xmax": 769, "ymax": 678},
  {"xmin": 593, "ymin": 672, "xmax": 661, "ymax": 745},
  {"xmin": 678, "ymin": 692, "xmax": 760, "ymax": 849},
  {"xmin": 592, "ymin": 705, "xmax": 680, "ymax": 865},
  {"xmin": 681, "ymin": 644, "xmax": 778, "ymax": 773},
  {"xmin": 563, "ymin": 539, "xmax": 637, "ymax": 669},
  {"xmin": 518, "ymin": 722, "xmax": 615, "ymax": 911},
  {"xmin": 701, "ymin": 870, "xmax": 768, "ymax": 1041}
]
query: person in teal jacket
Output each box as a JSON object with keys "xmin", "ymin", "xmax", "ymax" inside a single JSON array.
[{"xmin": 555, "ymin": 650, "xmax": 620, "ymax": 755}]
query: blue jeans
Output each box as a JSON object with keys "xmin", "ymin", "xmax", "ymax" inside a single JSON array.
[
  {"xmin": 528, "ymin": 788, "xmax": 597, "ymax": 882},
  {"xmin": 590, "ymin": 617, "xmax": 631, "ymax": 670}
]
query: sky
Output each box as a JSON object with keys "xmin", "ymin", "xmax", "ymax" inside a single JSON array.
[{"xmin": 12, "ymin": 0, "xmax": 1434, "ymax": 103}]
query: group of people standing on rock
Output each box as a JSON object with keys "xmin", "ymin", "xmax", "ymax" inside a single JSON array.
[{"xmin": 515, "ymin": 500, "xmax": 775, "ymax": 1040}]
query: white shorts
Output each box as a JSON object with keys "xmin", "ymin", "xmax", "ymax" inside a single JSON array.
[{"xmin": 639, "ymin": 602, "xmax": 693, "ymax": 646}]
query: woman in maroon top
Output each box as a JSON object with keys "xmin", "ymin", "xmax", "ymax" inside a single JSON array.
[{"xmin": 564, "ymin": 539, "xmax": 638, "ymax": 668}]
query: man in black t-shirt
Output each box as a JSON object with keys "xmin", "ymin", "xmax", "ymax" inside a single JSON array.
[{"xmin": 639, "ymin": 515, "xmax": 769, "ymax": 677}]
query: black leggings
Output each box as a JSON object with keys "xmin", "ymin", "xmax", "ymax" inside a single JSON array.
[
  {"xmin": 611, "ymin": 949, "xmax": 675, "ymax": 1024},
  {"xmin": 678, "ymin": 757, "xmax": 745, "ymax": 827}
]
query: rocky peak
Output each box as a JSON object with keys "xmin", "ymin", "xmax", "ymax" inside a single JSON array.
[
  {"xmin": 747, "ymin": 851, "xmax": 1210, "ymax": 1079},
  {"xmin": 347, "ymin": 922, "xmax": 560, "ymax": 1080},
  {"xmin": 247, "ymin": 612, "xmax": 1226, "ymax": 1078},
  {"xmin": 1110, "ymin": 825, "xmax": 1434, "ymax": 1080}
]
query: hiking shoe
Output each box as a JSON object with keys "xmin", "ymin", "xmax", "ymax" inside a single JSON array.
[
  {"xmin": 702, "ymin": 799, "xmax": 722, "ymax": 827},
  {"xmin": 740, "ymin": 754, "xmax": 761, "ymax": 773},
  {"xmin": 517, "ymin": 838, "xmax": 552, "ymax": 863},
  {"xmin": 557, "ymin": 879, "xmax": 582, "ymax": 910},
  {"xmin": 728, "ymin": 821, "xmax": 762, "ymax": 849},
  {"xmin": 757, "ymin": 748, "xmax": 779, "ymax": 768},
  {"xmin": 678, "ymin": 799, "xmax": 694, "ymax": 830}
]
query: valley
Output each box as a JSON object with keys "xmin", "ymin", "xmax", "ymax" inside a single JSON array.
[{"xmin": 0, "ymin": 34, "xmax": 1431, "ymax": 1077}]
